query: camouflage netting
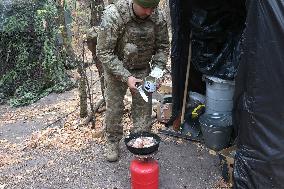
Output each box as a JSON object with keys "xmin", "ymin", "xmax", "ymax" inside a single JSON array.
[{"xmin": 0, "ymin": 0, "xmax": 74, "ymax": 106}]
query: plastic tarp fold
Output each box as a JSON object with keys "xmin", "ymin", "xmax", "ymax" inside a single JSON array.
[
  {"xmin": 233, "ymin": 0, "xmax": 284, "ymax": 188},
  {"xmin": 169, "ymin": 0, "xmax": 199, "ymax": 121},
  {"xmin": 190, "ymin": 0, "xmax": 246, "ymax": 80}
]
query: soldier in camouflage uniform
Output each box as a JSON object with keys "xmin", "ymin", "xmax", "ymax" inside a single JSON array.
[{"xmin": 96, "ymin": 0, "xmax": 169, "ymax": 162}]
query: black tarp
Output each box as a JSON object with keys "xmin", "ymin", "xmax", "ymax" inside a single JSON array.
[
  {"xmin": 190, "ymin": 0, "xmax": 246, "ymax": 80},
  {"xmin": 168, "ymin": 0, "xmax": 196, "ymax": 123},
  {"xmin": 170, "ymin": 0, "xmax": 284, "ymax": 187},
  {"xmin": 168, "ymin": 0, "xmax": 245, "ymax": 124},
  {"xmin": 233, "ymin": 0, "xmax": 284, "ymax": 188}
]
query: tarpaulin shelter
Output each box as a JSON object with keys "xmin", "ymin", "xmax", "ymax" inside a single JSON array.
[
  {"xmin": 169, "ymin": 0, "xmax": 284, "ymax": 188},
  {"xmin": 233, "ymin": 0, "xmax": 284, "ymax": 188},
  {"xmin": 168, "ymin": 0, "xmax": 246, "ymax": 124}
]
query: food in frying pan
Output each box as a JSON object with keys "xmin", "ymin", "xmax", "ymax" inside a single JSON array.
[{"xmin": 127, "ymin": 137, "xmax": 157, "ymax": 148}]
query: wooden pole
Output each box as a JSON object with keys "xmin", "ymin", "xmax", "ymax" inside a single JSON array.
[{"xmin": 180, "ymin": 38, "xmax": 192, "ymax": 124}]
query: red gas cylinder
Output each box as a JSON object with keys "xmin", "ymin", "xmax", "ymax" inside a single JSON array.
[{"xmin": 130, "ymin": 158, "xmax": 159, "ymax": 189}]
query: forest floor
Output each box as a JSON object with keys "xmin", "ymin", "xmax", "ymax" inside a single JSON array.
[{"xmin": 0, "ymin": 65, "xmax": 231, "ymax": 189}]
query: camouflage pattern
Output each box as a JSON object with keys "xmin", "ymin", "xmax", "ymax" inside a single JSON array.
[
  {"xmin": 86, "ymin": 28, "xmax": 105, "ymax": 98},
  {"xmin": 89, "ymin": 0, "xmax": 104, "ymax": 27},
  {"xmin": 105, "ymin": 141, "xmax": 119, "ymax": 162},
  {"xmin": 106, "ymin": 0, "xmax": 118, "ymax": 5},
  {"xmin": 104, "ymin": 68, "xmax": 152, "ymax": 142},
  {"xmin": 133, "ymin": 0, "xmax": 160, "ymax": 8},
  {"xmin": 96, "ymin": 0, "xmax": 169, "ymax": 142}
]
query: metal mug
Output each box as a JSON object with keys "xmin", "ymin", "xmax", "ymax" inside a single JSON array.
[{"xmin": 143, "ymin": 76, "xmax": 157, "ymax": 93}]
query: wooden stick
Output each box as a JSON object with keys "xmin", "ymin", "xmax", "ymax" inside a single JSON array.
[{"xmin": 180, "ymin": 39, "xmax": 192, "ymax": 124}]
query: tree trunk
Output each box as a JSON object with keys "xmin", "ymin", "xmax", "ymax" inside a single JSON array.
[
  {"xmin": 57, "ymin": 0, "xmax": 76, "ymax": 65},
  {"xmin": 89, "ymin": 0, "xmax": 105, "ymax": 98},
  {"xmin": 78, "ymin": 64, "xmax": 88, "ymax": 118},
  {"xmin": 90, "ymin": 0, "xmax": 104, "ymax": 27}
]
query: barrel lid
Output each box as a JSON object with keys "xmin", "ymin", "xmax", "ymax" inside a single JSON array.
[
  {"xmin": 199, "ymin": 113, "xmax": 232, "ymax": 127},
  {"xmin": 203, "ymin": 75, "xmax": 235, "ymax": 85}
]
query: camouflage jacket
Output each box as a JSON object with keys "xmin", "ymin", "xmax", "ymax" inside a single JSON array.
[{"xmin": 96, "ymin": 0, "xmax": 169, "ymax": 82}]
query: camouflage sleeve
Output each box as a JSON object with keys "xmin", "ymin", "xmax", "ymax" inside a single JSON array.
[
  {"xmin": 152, "ymin": 10, "xmax": 169, "ymax": 70},
  {"xmin": 96, "ymin": 5, "xmax": 131, "ymax": 83}
]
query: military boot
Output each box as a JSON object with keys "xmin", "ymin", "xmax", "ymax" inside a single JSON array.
[{"xmin": 105, "ymin": 142, "xmax": 119, "ymax": 162}]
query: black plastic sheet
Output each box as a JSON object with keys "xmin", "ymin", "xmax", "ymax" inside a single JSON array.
[
  {"xmin": 233, "ymin": 0, "xmax": 284, "ymax": 188},
  {"xmin": 169, "ymin": 0, "xmax": 199, "ymax": 123},
  {"xmin": 168, "ymin": 0, "xmax": 245, "ymax": 124},
  {"xmin": 190, "ymin": 0, "xmax": 246, "ymax": 80}
]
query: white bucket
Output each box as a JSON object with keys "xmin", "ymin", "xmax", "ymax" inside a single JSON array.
[{"xmin": 204, "ymin": 76, "xmax": 235, "ymax": 115}]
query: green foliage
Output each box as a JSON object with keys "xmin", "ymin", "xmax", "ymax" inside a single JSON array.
[
  {"xmin": 3, "ymin": 15, "xmax": 28, "ymax": 33},
  {"xmin": 0, "ymin": 0, "xmax": 74, "ymax": 106}
]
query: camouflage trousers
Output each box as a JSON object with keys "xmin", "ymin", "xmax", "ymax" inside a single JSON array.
[
  {"xmin": 104, "ymin": 68, "xmax": 152, "ymax": 143},
  {"xmin": 94, "ymin": 56, "xmax": 105, "ymax": 98}
]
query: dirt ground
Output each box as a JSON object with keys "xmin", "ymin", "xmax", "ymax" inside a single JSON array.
[{"xmin": 0, "ymin": 66, "xmax": 231, "ymax": 189}]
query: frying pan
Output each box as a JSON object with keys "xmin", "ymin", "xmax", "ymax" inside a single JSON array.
[{"xmin": 124, "ymin": 131, "xmax": 161, "ymax": 155}]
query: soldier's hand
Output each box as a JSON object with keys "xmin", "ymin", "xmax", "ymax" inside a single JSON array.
[{"xmin": 127, "ymin": 76, "xmax": 142, "ymax": 91}]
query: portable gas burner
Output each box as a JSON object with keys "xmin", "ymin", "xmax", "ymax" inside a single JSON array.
[{"xmin": 125, "ymin": 131, "xmax": 161, "ymax": 189}]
